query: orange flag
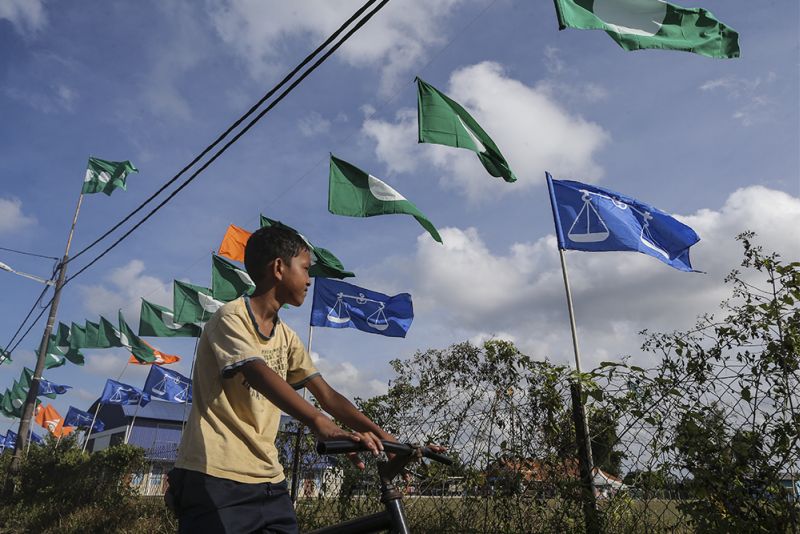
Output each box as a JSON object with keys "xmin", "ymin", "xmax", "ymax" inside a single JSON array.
[
  {"xmin": 129, "ymin": 339, "xmax": 180, "ymax": 365},
  {"xmin": 218, "ymin": 224, "xmax": 252, "ymax": 263},
  {"xmin": 35, "ymin": 403, "xmax": 74, "ymax": 437}
]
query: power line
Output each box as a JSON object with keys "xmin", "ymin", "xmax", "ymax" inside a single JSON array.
[
  {"xmin": 62, "ymin": 0, "xmax": 392, "ymax": 287},
  {"xmin": 65, "ymin": 0, "xmax": 384, "ymax": 267},
  {"xmin": 0, "ymin": 246, "xmax": 59, "ymax": 261},
  {"xmin": 1, "ymin": 268, "xmax": 54, "ymax": 356}
]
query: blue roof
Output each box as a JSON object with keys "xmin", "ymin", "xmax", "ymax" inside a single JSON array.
[{"xmin": 121, "ymin": 399, "xmax": 192, "ymax": 422}]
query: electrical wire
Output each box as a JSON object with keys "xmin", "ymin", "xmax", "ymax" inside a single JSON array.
[
  {"xmin": 62, "ymin": 0, "xmax": 392, "ymax": 287},
  {"xmin": 0, "ymin": 246, "xmax": 59, "ymax": 261},
  {"xmin": 65, "ymin": 0, "xmax": 384, "ymax": 267}
]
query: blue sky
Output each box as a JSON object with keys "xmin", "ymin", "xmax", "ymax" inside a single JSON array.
[{"xmin": 1, "ymin": 0, "xmax": 798, "ymax": 432}]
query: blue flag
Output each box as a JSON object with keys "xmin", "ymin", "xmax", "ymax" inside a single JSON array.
[
  {"xmin": 310, "ymin": 278, "xmax": 413, "ymax": 338},
  {"xmin": 30, "ymin": 432, "xmax": 45, "ymax": 446},
  {"xmin": 64, "ymin": 406, "xmax": 105, "ymax": 432},
  {"xmin": 38, "ymin": 378, "xmax": 72, "ymax": 398},
  {"xmin": 546, "ymin": 173, "xmax": 700, "ymax": 272},
  {"xmin": 99, "ymin": 379, "xmax": 151, "ymax": 407},
  {"xmin": 144, "ymin": 366, "xmax": 192, "ymax": 403},
  {"xmin": 5, "ymin": 430, "xmax": 17, "ymax": 450}
]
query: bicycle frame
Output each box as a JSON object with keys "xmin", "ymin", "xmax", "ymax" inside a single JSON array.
[{"xmin": 306, "ymin": 444, "xmax": 424, "ymax": 534}]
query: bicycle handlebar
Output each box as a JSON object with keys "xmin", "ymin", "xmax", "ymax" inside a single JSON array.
[{"xmin": 316, "ymin": 440, "xmax": 453, "ymax": 466}]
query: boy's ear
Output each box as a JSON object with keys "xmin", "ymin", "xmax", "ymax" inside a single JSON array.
[{"xmin": 271, "ymin": 257, "xmax": 284, "ymax": 280}]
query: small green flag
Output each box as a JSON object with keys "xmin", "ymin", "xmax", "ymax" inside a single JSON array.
[
  {"xmin": 173, "ymin": 281, "xmax": 223, "ymax": 324},
  {"xmin": 97, "ymin": 316, "xmax": 124, "ymax": 348},
  {"xmin": 85, "ymin": 320, "xmax": 101, "ymax": 348},
  {"xmin": 20, "ymin": 367, "xmax": 34, "ymax": 389},
  {"xmin": 212, "ymin": 255, "xmax": 256, "ymax": 302},
  {"xmin": 416, "ymin": 77, "xmax": 516, "ymax": 183},
  {"xmin": 48, "ymin": 324, "xmax": 85, "ymax": 365},
  {"xmin": 118, "ymin": 311, "xmax": 157, "ymax": 363},
  {"xmin": 328, "ymin": 155, "xmax": 443, "ymax": 244},
  {"xmin": 69, "ymin": 322, "xmax": 87, "ymax": 350},
  {"xmin": 9, "ymin": 380, "xmax": 28, "ymax": 417},
  {"xmin": 553, "ymin": 0, "xmax": 739, "ymax": 59},
  {"xmin": 82, "ymin": 157, "xmax": 138, "ymax": 196},
  {"xmin": 260, "ymin": 215, "xmax": 355, "ymax": 279},
  {"xmin": 44, "ymin": 349, "xmax": 66, "ymax": 370},
  {"xmin": 0, "ymin": 390, "xmax": 13, "ymax": 417},
  {"xmin": 0, "ymin": 348, "xmax": 11, "ymax": 365},
  {"xmin": 139, "ymin": 299, "xmax": 202, "ymax": 338}
]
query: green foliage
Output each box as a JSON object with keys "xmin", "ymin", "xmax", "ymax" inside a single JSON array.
[{"xmin": 0, "ymin": 436, "xmax": 172, "ymax": 533}]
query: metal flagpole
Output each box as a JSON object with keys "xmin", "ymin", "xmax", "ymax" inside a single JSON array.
[
  {"xmin": 290, "ymin": 324, "xmax": 313, "ymax": 504},
  {"xmin": 81, "ymin": 402, "xmax": 102, "ymax": 454},
  {"xmin": 125, "ymin": 398, "xmax": 143, "ymax": 444},
  {"xmin": 558, "ymin": 249, "xmax": 600, "ymax": 534},
  {"xmin": 9, "ymin": 190, "xmax": 85, "ymax": 477}
]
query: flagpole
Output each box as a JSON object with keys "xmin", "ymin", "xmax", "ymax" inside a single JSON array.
[
  {"xmin": 558, "ymin": 248, "xmax": 600, "ymax": 534},
  {"xmin": 181, "ymin": 337, "xmax": 201, "ymax": 434},
  {"xmin": 9, "ymin": 190, "xmax": 85, "ymax": 477},
  {"xmin": 125, "ymin": 398, "xmax": 143, "ymax": 445},
  {"xmin": 82, "ymin": 402, "xmax": 102, "ymax": 454}
]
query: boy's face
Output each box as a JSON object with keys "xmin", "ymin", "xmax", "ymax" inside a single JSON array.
[{"xmin": 275, "ymin": 249, "xmax": 311, "ymax": 307}]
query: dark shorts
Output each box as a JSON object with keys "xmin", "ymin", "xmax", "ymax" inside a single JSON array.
[{"xmin": 167, "ymin": 468, "xmax": 298, "ymax": 534}]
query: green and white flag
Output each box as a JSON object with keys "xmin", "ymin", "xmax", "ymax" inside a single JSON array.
[
  {"xmin": 260, "ymin": 215, "xmax": 355, "ymax": 279},
  {"xmin": 82, "ymin": 157, "xmax": 138, "ymax": 196},
  {"xmin": 19, "ymin": 367, "xmax": 34, "ymax": 389},
  {"xmin": 212, "ymin": 255, "xmax": 255, "ymax": 302},
  {"xmin": 85, "ymin": 320, "xmax": 101, "ymax": 348},
  {"xmin": 173, "ymin": 281, "xmax": 223, "ymax": 324},
  {"xmin": 0, "ymin": 348, "xmax": 11, "ymax": 365},
  {"xmin": 139, "ymin": 299, "xmax": 201, "ymax": 338},
  {"xmin": 0, "ymin": 390, "xmax": 13, "ymax": 417},
  {"xmin": 118, "ymin": 311, "xmax": 157, "ymax": 363},
  {"xmin": 48, "ymin": 323, "xmax": 85, "ymax": 365},
  {"xmin": 97, "ymin": 316, "xmax": 124, "ymax": 348},
  {"xmin": 553, "ymin": 0, "xmax": 739, "ymax": 58},
  {"xmin": 9, "ymin": 380, "xmax": 28, "ymax": 417},
  {"xmin": 69, "ymin": 322, "xmax": 87, "ymax": 350},
  {"xmin": 416, "ymin": 77, "xmax": 517, "ymax": 183},
  {"xmin": 328, "ymin": 155, "xmax": 443, "ymax": 244},
  {"xmin": 44, "ymin": 349, "xmax": 66, "ymax": 370}
]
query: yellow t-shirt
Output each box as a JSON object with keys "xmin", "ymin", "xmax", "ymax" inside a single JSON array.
[{"xmin": 175, "ymin": 297, "xmax": 318, "ymax": 484}]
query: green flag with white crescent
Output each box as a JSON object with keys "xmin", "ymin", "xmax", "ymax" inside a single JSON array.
[
  {"xmin": 49, "ymin": 323, "xmax": 85, "ymax": 365},
  {"xmin": 553, "ymin": 0, "xmax": 739, "ymax": 58},
  {"xmin": 84, "ymin": 320, "xmax": 101, "ymax": 348},
  {"xmin": 260, "ymin": 215, "xmax": 355, "ymax": 279},
  {"xmin": 139, "ymin": 299, "xmax": 202, "ymax": 338},
  {"xmin": 0, "ymin": 390, "xmax": 13, "ymax": 417},
  {"xmin": 328, "ymin": 155, "xmax": 443, "ymax": 244},
  {"xmin": 69, "ymin": 322, "xmax": 87, "ymax": 350},
  {"xmin": 82, "ymin": 157, "xmax": 138, "ymax": 196},
  {"xmin": 173, "ymin": 280, "xmax": 223, "ymax": 324},
  {"xmin": 9, "ymin": 380, "xmax": 28, "ymax": 417},
  {"xmin": 0, "ymin": 348, "xmax": 11, "ymax": 365},
  {"xmin": 211, "ymin": 255, "xmax": 255, "ymax": 301},
  {"xmin": 19, "ymin": 367, "xmax": 34, "ymax": 389},
  {"xmin": 96, "ymin": 316, "xmax": 124, "ymax": 348},
  {"xmin": 416, "ymin": 77, "xmax": 516, "ymax": 183},
  {"xmin": 118, "ymin": 311, "xmax": 157, "ymax": 363}
]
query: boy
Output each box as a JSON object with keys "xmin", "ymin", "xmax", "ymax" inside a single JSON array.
[{"xmin": 170, "ymin": 226, "xmax": 395, "ymax": 533}]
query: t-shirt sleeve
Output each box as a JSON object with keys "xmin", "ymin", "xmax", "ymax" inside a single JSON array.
[
  {"xmin": 285, "ymin": 329, "xmax": 319, "ymax": 389},
  {"xmin": 206, "ymin": 312, "xmax": 263, "ymax": 378}
]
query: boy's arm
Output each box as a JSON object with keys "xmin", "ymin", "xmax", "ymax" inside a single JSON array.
[
  {"xmin": 239, "ymin": 360, "xmax": 382, "ymax": 453},
  {"xmin": 305, "ymin": 375, "xmax": 395, "ymax": 442}
]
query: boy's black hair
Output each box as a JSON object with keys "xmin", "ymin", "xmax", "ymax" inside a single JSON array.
[{"xmin": 244, "ymin": 226, "xmax": 310, "ymax": 283}]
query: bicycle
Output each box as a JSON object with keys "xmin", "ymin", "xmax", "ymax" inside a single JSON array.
[{"xmin": 306, "ymin": 439, "xmax": 453, "ymax": 534}]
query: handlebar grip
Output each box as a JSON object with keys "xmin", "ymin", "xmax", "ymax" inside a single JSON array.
[{"xmin": 316, "ymin": 440, "xmax": 369, "ymax": 455}]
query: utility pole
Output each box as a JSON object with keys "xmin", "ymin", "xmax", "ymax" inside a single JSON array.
[{"xmin": 7, "ymin": 192, "xmax": 84, "ymax": 480}]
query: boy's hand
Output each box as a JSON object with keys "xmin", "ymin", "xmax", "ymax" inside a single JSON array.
[{"xmin": 310, "ymin": 415, "xmax": 387, "ymax": 469}]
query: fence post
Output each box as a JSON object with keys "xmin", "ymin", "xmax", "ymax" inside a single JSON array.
[
  {"xmin": 290, "ymin": 422, "xmax": 304, "ymax": 504},
  {"xmin": 570, "ymin": 381, "xmax": 600, "ymax": 534}
]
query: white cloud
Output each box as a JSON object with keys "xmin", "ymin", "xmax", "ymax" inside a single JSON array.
[
  {"xmin": 206, "ymin": 0, "xmax": 469, "ymax": 94},
  {"xmin": 78, "ymin": 260, "xmax": 172, "ymax": 323},
  {"xmin": 0, "ymin": 197, "xmax": 36, "ymax": 234},
  {"xmin": 362, "ymin": 62, "xmax": 609, "ymax": 201},
  {"xmin": 310, "ymin": 351, "xmax": 388, "ymax": 400},
  {"xmin": 699, "ymin": 73, "xmax": 777, "ymax": 126},
  {"xmin": 0, "ymin": 0, "xmax": 46, "ymax": 35},
  {"xmin": 3, "ymin": 83, "xmax": 78, "ymax": 114},
  {"xmin": 404, "ymin": 186, "xmax": 800, "ymax": 370},
  {"xmin": 298, "ymin": 111, "xmax": 332, "ymax": 137}
]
